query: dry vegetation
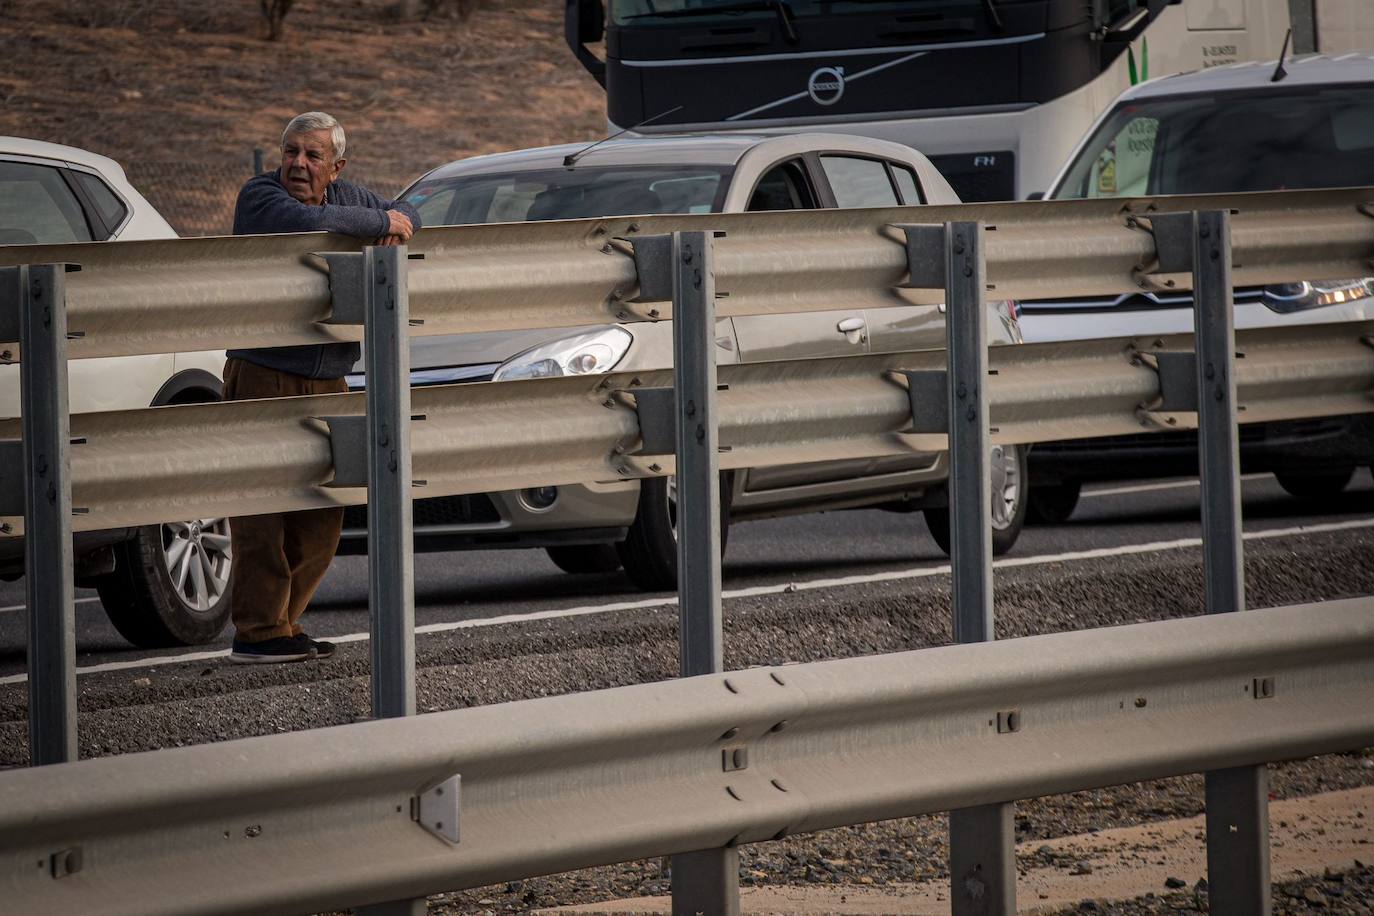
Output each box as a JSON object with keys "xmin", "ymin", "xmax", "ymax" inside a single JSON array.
[{"xmin": 2, "ymin": 0, "xmax": 606, "ymax": 230}]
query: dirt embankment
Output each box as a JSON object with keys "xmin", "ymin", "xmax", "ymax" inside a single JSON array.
[{"xmin": 3, "ymin": 0, "xmax": 606, "ymax": 233}]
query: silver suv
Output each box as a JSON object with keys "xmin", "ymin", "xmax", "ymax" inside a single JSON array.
[
  {"xmin": 1019, "ymin": 53, "xmax": 1374, "ymax": 521},
  {"xmin": 343, "ymin": 133, "xmax": 1025, "ymax": 589},
  {"xmin": 0, "ymin": 138, "xmax": 232, "ymax": 646}
]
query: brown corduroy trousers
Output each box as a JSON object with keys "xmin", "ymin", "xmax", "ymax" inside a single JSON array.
[{"xmin": 223, "ymin": 358, "xmax": 347, "ymax": 643}]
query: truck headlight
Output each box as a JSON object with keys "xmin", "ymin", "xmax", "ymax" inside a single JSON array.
[
  {"xmin": 492, "ymin": 326, "xmax": 634, "ymax": 382},
  {"xmin": 1262, "ymin": 278, "xmax": 1374, "ymax": 314}
]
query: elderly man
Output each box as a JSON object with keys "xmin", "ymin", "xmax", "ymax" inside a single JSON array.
[{"xmin": 226, "ymin": 111, "xmax": 421, "ymax": 663}]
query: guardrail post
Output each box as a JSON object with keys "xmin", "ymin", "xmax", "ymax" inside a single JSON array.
[
  {"xmin": 364, "ymin": 244, "xmax": 416, "ymax": 721},
  {"xmin": 667, "ymin": 229, "xmax": 739, "ymax": 916},
  {"xmin": 1192, "ymin": 209, "xmax": 1269, "ymax": 915},
  {"xmin": 940, "ymin": 221, "xmax": 1015, "ymax": 916},
  {"xmin": 354, "ymin": 246, "xmax": 421, "ymax": 916},
  {"xmin": 4, "ymin": 264, "xmax": 79, "ymax": 765}
]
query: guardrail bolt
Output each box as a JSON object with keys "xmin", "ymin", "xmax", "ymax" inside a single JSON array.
[
  {"xmin": 1252, "ymin": 677, "xmax": 1275, "ymax": 699},
  {"xmin": 1134, "ymin": 697, "xmax": 1148, "ymax": 708},
  {"xmin": 48, "ymin": 847, "xmax": 82, "ymax": 879}
]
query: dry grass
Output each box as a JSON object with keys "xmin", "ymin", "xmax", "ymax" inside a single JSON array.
[{"xmin": 3, "ymin": 0, "xmax": 606, "ymax": 228}]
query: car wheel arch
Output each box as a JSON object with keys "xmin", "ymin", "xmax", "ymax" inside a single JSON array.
[{"xmin": 151, "ymin": 367, "xmax": 223, "ymax": 406}]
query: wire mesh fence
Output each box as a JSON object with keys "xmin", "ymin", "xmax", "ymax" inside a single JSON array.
[{"xmin": 124, "ymin": 154, "xmax": 414, "ymax": 237}]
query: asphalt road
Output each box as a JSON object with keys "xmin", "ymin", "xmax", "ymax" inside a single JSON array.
[{"xmin": 2, "ymin": 469, "xmax": 1373, "ymax": 678}]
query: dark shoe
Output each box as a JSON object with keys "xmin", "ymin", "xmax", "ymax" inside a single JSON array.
[
  {"xmin": 301, "ymin": 634, "xmax": 336, "ymax": 659},
  {"xmin": 229, "ymin": 634, "xmax": 316, "ymax": 664}
]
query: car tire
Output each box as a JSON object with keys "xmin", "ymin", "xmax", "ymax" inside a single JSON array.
[
  {"xmin": 95, "ymin": 518, "xmax": 234, "ymax": 647},
  {"xmin": 1274, "ymin": 467, "xmax": 1355, "ymax": 500},
  {"xmin": 545, "ymin": 544, "xmax": 623, "ymax": 574},
  {"xmin": 923, "ymin": 444, "xmax": 1028, "ymax": 557},
  {"xmin": 1027, "ymin": 479, "xmax": 1081, "ymax": 525},
  {"xmin": 617, "ymin": 473, "xmax": 732, "ymax": 592}
]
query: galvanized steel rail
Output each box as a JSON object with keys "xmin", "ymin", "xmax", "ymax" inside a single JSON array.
[
  {"xmin": 0, "ymin": 599, "xmax": 1370, "ymax": 916},
  {"xmin": 0, "ymin": 320, "xmax": 1369, "ymax": 536},
  {"xmin": 0, "ymin": 188, "xmax": 1369, "ymax": 359}
]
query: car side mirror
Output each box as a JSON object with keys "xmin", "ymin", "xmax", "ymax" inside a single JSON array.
[{"xmin": 1024, "ymin": 191, "xmax": 1046, "ymax": 201}]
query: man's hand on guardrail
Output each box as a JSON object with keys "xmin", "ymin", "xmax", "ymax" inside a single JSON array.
[{"xmin": 381, "ymin": 209, "xmax": 414, "ymax": 243}]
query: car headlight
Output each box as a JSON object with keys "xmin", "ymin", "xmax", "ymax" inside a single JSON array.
[
  {"xmin": 491, "ymin": 326, "xmax": 634, "ymax": 382},
  {"xmin": 1262, "ymin": 278, "xmax": 1374, "ymax": 314}
]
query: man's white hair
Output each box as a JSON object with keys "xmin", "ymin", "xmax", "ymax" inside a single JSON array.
[{"xmin": 282, "ymin": 111, "xmax": 347, "ymax": 160}]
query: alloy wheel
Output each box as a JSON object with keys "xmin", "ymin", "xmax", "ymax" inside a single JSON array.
[
  {"xmin": 989, "ymin": 445, "xmax": 1021, "ymax": 530},
  {"xmin": 161, "ymin": 517, "xmax": 233, "ymax": 611}
]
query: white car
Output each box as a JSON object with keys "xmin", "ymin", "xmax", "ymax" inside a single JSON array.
[
  {"xmin": 0, "ymin": 138, "xmax": 232, "ymax": 646},
  {"xmin": 1017, "ymin": 53, "xmax": 1374, "ymax": 521},
  {"xmin": 345, "ymin": 133, "xmax": 1026, "ymax": 589}
]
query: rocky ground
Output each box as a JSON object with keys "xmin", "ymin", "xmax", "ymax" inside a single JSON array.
[
  {"xmin": 5, "ymin": 527, "xmax": 1372, "ymax": 912},
  {"xmin": 3, "ymin": 0, "xmax": 606, "ymax": 234},
  {"xmin": 1051, "ymin": 861, "xmax": 1374, "ymax": 915}
]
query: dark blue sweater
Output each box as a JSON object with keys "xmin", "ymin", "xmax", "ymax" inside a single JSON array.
[{"xmin": 228, "ymin": 171, "xmax": 423, "ymax": 379}]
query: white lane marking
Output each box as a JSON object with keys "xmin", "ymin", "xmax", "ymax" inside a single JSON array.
[
  {"xmin": 3, "ymin": 515, "xmax": 1373, "ymax": 686},
  {"xmin": 0, "ymin": 596, "xmax": 102, "ymax": 615},
  {"xmin": 1084, "ymin": 474, "xmax": 1267, "ymax": 498}
]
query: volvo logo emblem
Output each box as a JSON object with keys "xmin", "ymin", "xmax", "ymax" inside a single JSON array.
[{"xmin": 807, "ymin": 66, "xmax": 846, "ymax": 106}]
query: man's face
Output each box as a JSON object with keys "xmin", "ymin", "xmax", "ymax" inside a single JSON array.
[{"xmin": 279, "ymin": 129, "xmax": 344, "ymax": 205}]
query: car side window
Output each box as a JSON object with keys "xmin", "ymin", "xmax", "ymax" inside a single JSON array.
[
  {"xmin": 0, "ymin": 161, "xmax": 94, "ymax": 244},
  {"xmin": 820, "ymin": 156, "xmax": 900, "ymax": 208},
  {"xmin": 71, "ymin": 171, "xmax": 129, "ymax": 236},
  {"xmin": 746, "ymin": 160, "xmax": 817, "ymax": 211},
  {"xmin": 891, "ymin": 165, "xmax": 924, "ymax": 205}
]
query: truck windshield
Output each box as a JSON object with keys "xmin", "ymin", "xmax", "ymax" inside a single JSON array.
[
  {"xmin": 1051, "ymin": 86, "xmax": 1374, "ymax": 199},
  {"xmin": 402, "ymin": 165, "xmax": 730, "ymax": 226}
]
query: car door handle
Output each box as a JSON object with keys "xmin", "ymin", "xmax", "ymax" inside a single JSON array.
[{"xmin": 836, "ymin": 316, "xmax": 866, "ymax": 346}]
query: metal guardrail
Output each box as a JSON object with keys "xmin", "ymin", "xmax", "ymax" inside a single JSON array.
[
  {"xmin": 1, "ymin": 320, "xmax": 1370, "ymax": 536},
  {"xmin": 2, "ymin": 193, "xmax": 1373, "ymax": 914},
  {"xmin": 0, "ymin": 188, "xmax": 1369, "ymax": 359},
  {"xmin": 0, "ymin": 600, "xmax": 1370, "ymax": 915}
]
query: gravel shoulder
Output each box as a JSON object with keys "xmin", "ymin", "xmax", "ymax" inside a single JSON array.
[{"xmin": 539, "ymin": 786, "xmax": 1374, "ymax": 914}]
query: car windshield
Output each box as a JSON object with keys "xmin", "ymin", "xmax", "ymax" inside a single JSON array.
[
  {"xmin": 1051, "ymin": 85, "xmax": 1374, "ymax": 199},
  {"xmin": 402, "ymin": 164, "xmax": 730, "ymax": 226}
]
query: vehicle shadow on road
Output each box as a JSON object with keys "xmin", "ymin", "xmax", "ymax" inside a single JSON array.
[{"xmin": 1072, "ymin": 488, "xmax": 1374, "ymax": 527}]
